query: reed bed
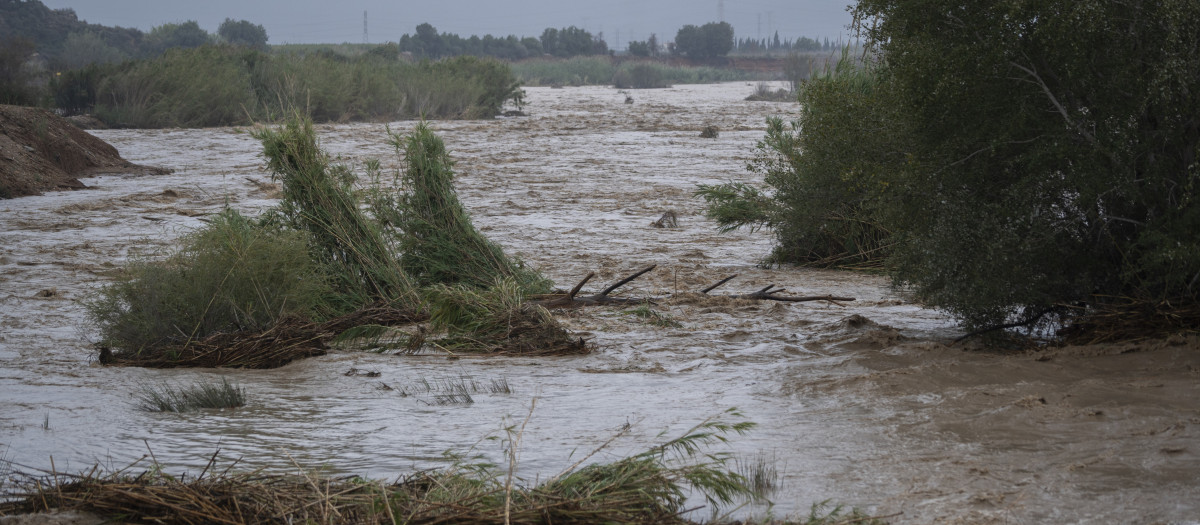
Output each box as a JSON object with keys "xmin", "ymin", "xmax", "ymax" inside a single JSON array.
[
  {"xmin": 0, "ymin": 412, "xmax": 816, "ymax": 525},
  {"xmin": 87, "ymin": 45, "xmax": 523, "ymax": 127}
]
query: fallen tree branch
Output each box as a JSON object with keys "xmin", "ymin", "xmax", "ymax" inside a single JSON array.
[
  {"xmin": 731, "ymin": 284, "xmax": 855, "ymax": 303},
  {"xmin": 533, "ymin": 266, "xmax": 658, "ymax": 308},
  {"xmin": 537, "ymin": 268, "xmax": 855, "ymax": 308}
]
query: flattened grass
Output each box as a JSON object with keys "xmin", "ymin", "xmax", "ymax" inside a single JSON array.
[{"xmin": 0, "ymin": 411, "xmax": 775, "ymax": 524}]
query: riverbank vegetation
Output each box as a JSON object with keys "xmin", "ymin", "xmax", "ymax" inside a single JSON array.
[
  {"xmin": 513, "ymin": 56, "xmax": 752, "ymax": 87},
  {"xmin": 0, "ymin": 411, "xmax": 888, "ymax": 524},
  {"xmin": 702, "ymin": 0, "xmax": 1200, "ymax": 342},
  {"xmin": 61, "ymin": 46, "xmax": 523, "ymax": 127},
  {"xmin": 89, "ymin": 117, "xmax": 579, "ymax": 368}
]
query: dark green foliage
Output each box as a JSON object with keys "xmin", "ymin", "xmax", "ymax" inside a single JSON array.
[
  {"xmin": 58, "ymin": 31, "xmax": 128, "ymax": 69},
  {"xmin": 396, "ymin": 23, "xmax": 547, "ymax": 61},
  {"xmin": 0, "ymin": 0, "xmax": 142, "ymax": 67},
  {"xmin": 540, "ymin": 26, "xmax": 607, "ymax": 57},
  {"xmin": 217, "ymin": 18, "xmax": 268, "ymax": 51},
  {"xmin": 852, "ymin": 0, "xmax": 1200, "ymax": 330},
  {"xmin": 627, "ymin": 40, "xmax": 651, "ymax": 57},
  {"xmin": 86, "ymin": 209, "xmax": 332, "ymax": 353},
  {"xmin": 374, "ymin": 123, "xmax": 549, "ymax": 293},
  {"xmin": 95, "ymin": 45, "xmax": 254, "ymax": 128},
  {"xmin": 51, "ymin": 63, "xmax": 107, "ymax": 115},
  {"xmin": 143, "ymin": 21, "xmax": 210, "ymax": 56},
  {"xmin": 673, "ymin": 22, "xmax": 734, "ymax": 59},
  {"xmin": 0, "ymin": 37, "xmax": 39, "ymax": 105}
]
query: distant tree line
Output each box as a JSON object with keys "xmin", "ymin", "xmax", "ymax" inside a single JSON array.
[
  {"xmin": 0, "ymin": 0, "xmax": 267, "ymax": 66},
  {"xmin": 396, "ymin": 23, "xmax": 608, "ymax": 60},
  {"xmin": 734, "ymin": 32, "xmax": 840, "ymax": 55}
]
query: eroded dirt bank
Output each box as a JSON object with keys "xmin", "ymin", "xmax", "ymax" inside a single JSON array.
[
  {"xmin": 0, "ymin": 105, "xmax": 167, "ymax": 198},
  {"xmin": 0, "ymin": 84, "xmax": 1197, "ymax": 524}
]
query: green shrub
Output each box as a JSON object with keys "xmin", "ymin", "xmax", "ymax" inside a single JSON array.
[
  {"xmin": 87, "ymin": 209, "xmax": 330, "ymax": 353},
  {"xmin": 699, "ymin": 54, "xmax": 905, "ymax": 269}
]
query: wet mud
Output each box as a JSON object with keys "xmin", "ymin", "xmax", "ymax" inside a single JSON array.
[{"xmin": 1, "ymin": 83, "xmax": 1197, "ymax": 523}]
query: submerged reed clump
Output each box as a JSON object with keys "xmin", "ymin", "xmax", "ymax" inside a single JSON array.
[
  {"xmin": 134, "ymin": 377, "xmax": 246, "ymax": 412},
  {"xmin": 623, "ymin": 304, "xmax": 683, "ymax": 328},
  {"xmin": 734, "ymin": 451, "xmax": 782, "ymax": 498},
  {"xmin": 89, "ymin": 116, "xmax": 583, "ymax": 369},
  {"xmin": 255, "ymin": 117, "xmax": 418, "ymax": 311},
  {"xmin": 426, "ymin": 278, "xmax": 585, "ymax": 355},
  {"xmin": 370, "ymin": 123, "xmax": 550, "ymax": 294}
]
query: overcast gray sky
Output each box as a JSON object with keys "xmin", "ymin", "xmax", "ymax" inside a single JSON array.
[{"xmin": 39, "ymin": 1, "xmax": 856, "ymax": 48}]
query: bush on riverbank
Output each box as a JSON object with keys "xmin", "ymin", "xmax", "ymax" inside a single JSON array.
[
  {"xmin": 699, "ymin": 55, "xmax": 903, "ymax": 270},
  {"xmin": 71, "ymin": 45, "xmax": 523, "ymax": 127}
]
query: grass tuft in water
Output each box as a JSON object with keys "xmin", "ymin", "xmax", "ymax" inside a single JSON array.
[
  {"xmin": 134, "ymin": 377, "xmax": 246, "ymax": 412},
  {"xmin": 623, "ymin": 304, "xmax": 682, "ymax": 328},
  {"xmin": 734, "ymin": 451, "xmax": 782, "ymax": 499},
  {"xmin": 392, "ymin": 375, "xmax": 513, "ymax": 404}
]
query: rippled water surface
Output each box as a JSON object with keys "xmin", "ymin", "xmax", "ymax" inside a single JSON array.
[{"xmin": 2, "ymin": 83, "xmax": 1198, "ymax": 523}]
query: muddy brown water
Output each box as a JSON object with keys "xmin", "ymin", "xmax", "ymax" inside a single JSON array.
[{"xmin": 1, "ymin": 83, "xmax": 1197, "ymax": 523}]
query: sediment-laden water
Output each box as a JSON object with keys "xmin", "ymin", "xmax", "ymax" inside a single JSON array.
[{"xmin": 1, "ymin": 83, "xmax": 1197, "ymax": 523}]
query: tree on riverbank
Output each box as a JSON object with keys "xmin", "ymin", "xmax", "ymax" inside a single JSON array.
[{"xmin": 705, "ymin": 0, "xmax": 1200, "ymax": 340}]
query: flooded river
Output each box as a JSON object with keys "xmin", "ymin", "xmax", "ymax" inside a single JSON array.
[{"xmin": 1, "ymin": 83, "xmax": 1198, "ymax": 523}]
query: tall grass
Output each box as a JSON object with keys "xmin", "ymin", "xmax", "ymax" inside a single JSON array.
[
  {"xmin": 513, "ymin": 56, "xmax": 753, "ymax": 87},
  {"xmin": 372, "ymin": 123, "xmax": 549, "ymax": 292},
  {"xmin": 511, "ymin": 56, "xmax": 615, "ymax": 86},
  {"xmin": 91, "ymin": 45, "xmax": 522, "ymax": 127},
  {"xmin": 134, "ymin": 377, "xmax": 246, "ymax": 412},
  {"xmin": 254, "ymin": 117, "xmax": 418, "ymax": 312}
]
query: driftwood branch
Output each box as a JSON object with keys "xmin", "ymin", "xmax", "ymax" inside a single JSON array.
[
  {"xmin": 537, "ymin": 269, "xmax": 855, "ymax": 309},
  {"xmin": 534, "ymin": 266, "xmax": 657, "ymax": 308},
  {"xmin": 730, "ymin": 284, "xmax": 854, "ymax": 303},
  {"xmin": 567, "ymin": 272, "xmax": 595, "ymax": 299},
  {"xmin": 596, "ymin": 265, "xmax": 657, "ymax": 298},
  {"xmin": 700, "ymin": 274, "xmax": 738, "ymax": 294}
]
